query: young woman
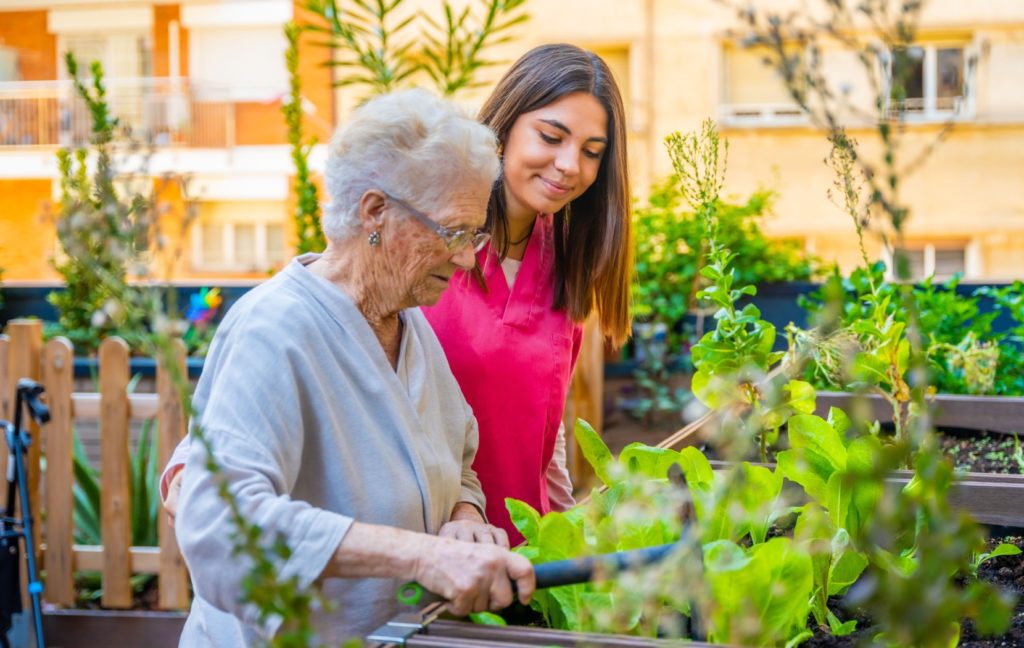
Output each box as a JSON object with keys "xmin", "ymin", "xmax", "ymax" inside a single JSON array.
[
  {"xmin": 420, "ymin": 43, "xmax": 632, "ymax": 543},
  {"xmin": 161, "ymin": 43, "xmax": 631, "ymax": 547}
]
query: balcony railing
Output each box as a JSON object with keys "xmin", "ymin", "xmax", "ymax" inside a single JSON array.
[
  {"xmin": 719, "ymin": 102, "xmax": 808, "ymax": 127},
  {"xmin": 0, "ymin": 77, "xmax": 260, "ymax": 149}
]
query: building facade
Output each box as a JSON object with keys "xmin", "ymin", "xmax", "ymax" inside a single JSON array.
[{"xmin": 1, "ymin": 0, "xmax": 1022, "ymax": 283}]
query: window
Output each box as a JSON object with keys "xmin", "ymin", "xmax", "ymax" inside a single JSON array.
[
  {"xmin": 189, "ymin": 27, "xmax": 288, "ymax": 101},
  {"xmin": 887, "ymin": 44, "xmax": 970, "ymax": 120},
  {"xmin": 0, "ymin": 47, "xmax": 17, "ymax": 82},
  {"xmin": 720, "ymin": 44, "xmax": 805, "ymax": 125},
  {"xmin": 889, "ymin": 244, "xmax": 967, "ymax": 281},
  {"xmin": 192, "ymin": 201, "xmax": 288, "ymax": 272}
]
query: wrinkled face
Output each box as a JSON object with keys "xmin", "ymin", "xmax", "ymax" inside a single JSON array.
[
  {"xmin": 380, "ymin": 181, "xmax": 491, "ymax": 309},
  {"xmin": 502, "ymin": 91, "xmax": 608, "ymax": 218}
]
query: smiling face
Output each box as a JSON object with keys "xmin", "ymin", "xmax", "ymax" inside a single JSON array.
[
  {"xmin": 382, "ymin": 182, "xmax": 491, "ymax": 309},
  {"xmin": 501, "ymin": 91, "xmax": 609, "ymax": 221}
]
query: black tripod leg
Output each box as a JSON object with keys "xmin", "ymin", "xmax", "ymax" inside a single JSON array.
[{"xmin": 12, "ymin": 434, "xmax": 43, "ymax": 648}]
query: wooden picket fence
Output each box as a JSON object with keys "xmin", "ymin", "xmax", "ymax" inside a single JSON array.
[{"xmin": 0, "ymin": 319, "xmax": 189, "ymax": 611}]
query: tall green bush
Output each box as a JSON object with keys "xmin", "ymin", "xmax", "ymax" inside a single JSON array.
[
  {"xmin": 283, "ymin": 22, "xmax": 327, "ymax": 255},
  {"xmin": 47, "ymin": 53, "xmax": 196, "ymax": 354},
  {"xmin": 632, "ymin": 180, "xmax": 818, "ymax": 348},
  {"xmin": 305, "ymin": 0, "xmax": 529, "ymax": 99}
]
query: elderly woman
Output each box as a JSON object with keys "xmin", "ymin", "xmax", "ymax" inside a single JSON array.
[{"xmin": 175, "ymin": 89, "xmax": 534, "ymax": 646}]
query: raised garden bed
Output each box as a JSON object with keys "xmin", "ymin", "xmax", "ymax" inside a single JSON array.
[
  {"xmin": 42, "ymin": 609, "xmax": 186, "ymax": 648},
  {"xmin": 815, "ymin": 392, "xmax": 1024, "ymax": 436}
]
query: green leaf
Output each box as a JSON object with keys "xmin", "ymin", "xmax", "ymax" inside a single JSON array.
[
  {"xmin": 985, "ymin": 543, "xmax": 1022, "ymax": 560},
  {"xmin": 826, "ymin": 609, "xmax": 858, "ymax": 636},
  {"xmin": 826, "ymin": 407, "xmax": 852, "ymax": 436},
  {"xmin": 547, "ymin": 583, "xmax": 584, "ymax": 630},
  {"xmin": 469, "ymin": 611, "xmax": 507, "ymax": 626},
  {"xmin": 706, "ymin": 538, "xmax": 814, "ymax": 646},
  {"xmin": 828, "ymin": 550, "xmax": 868, "ymax": 596},
  {"xmin": 739, "ymin": 463, "xmax": 784, "ymax": 544},
  {"xmin": 778, "ymin": 449, "xmax": 828, "ymax": 503},
  {"xmin": 537, "ymin": 512, "xmax": 584, "ymax": 561},
  {"xmin": 506, "ymin": 498, "xmax": 541, "ymax": 544},
  {"xmin": 619, "ymin": 443, "xmax": 679, "ymax": 479},
  {"xmin": 787, "ymin": 414, "xmax": 847, "ymax": 481},
  {"xmin": 574, "ymin": 418, "xmax": 615, "ymax": 486},
  {"xmin": 785, "ymin": 380, "xmax": 818, "ymax": 414},
  {"xmin": 676, "ymin": 446, "xmax": 715, "ymax": 487}
]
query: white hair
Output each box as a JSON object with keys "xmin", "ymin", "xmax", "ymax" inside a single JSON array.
[{"xmin": 322, "ymin": 88, "xmax": 500, "ymax": 241}]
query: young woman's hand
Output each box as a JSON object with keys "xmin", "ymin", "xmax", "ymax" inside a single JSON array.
[{"xmin": 163, "ymin": 468, "xmax": 184, "ymax": 527}]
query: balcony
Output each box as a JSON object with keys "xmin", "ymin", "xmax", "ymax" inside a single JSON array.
[
  {"xmin": 0, "ymin": 77, "xmax": 277, "ymax": 150},
  {"xmin": 719, "ymin": 102, "xmax": 808, "ymax": 127}
]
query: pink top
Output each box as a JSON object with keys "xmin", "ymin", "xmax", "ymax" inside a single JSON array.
[{"xmin": 422, "ymin": 213, "xmax": 583, "ymax": 544}]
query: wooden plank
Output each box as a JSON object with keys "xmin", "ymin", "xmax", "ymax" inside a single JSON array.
[
  {"xmin": 564, "ymin": 315, "xmax": 604, "ymax": 490},
  {"xmin": 708, "ymin": 460, "xmax": 1024, "ymax": 528},
  {"xmin": 6, "ymin": 319, "xmax": 43, "ymax": 611},
  {"xmin": 70, "ymin": 392, "xmax": 160, "ymax": 420},
  {"xmin": 156, "ymin": 339, "xmax": 190, "ymax": 610},
  {"xmin": 815, "ymin": 391, "xmax": 1024, "ymax": 435},
  {"xmin": 99, "ymin": 337, "xmax": 132, "ymax": 608},
  {"xmin": 71, "ymin": 545, "xmax": 161, "ymax": 573},
  {"xmin": 415, "ymin": 620, "xmax": 711, "ymax": 647},
  {"xmin": 41, "ymin": 337, "xmax": 75, "ymax": 607},
  {"xmin": 43, "ymin": 609, "xmax": 186, "ymax": 648}
]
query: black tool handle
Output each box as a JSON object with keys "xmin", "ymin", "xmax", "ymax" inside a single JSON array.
[{"xmin": 533, "ymin": 541, "xmax": 680, "ymax": 589}]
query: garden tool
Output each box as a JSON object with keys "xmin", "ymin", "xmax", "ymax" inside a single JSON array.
[
  {"xmin": 0, "ymin": 379, "xmax": 50, "ymax": 648},
  {"xmin": 366, "ymin": 539, "xmax": 689, "ymax": 646}
]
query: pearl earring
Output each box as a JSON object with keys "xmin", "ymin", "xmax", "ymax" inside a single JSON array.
[{"xmin": 368, "ymin": 230, "xmax": 381, "ymax": 247}]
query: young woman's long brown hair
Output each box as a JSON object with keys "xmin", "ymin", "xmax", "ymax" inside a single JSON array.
[{"xmin": 478, "ymin": 43, "xmax": 632, "ymax": 348}]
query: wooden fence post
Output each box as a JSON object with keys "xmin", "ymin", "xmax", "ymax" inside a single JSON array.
[
  {"xmin": 42, "ymin": 337, "xmax": 75, "ymax": 607},
  {"xmin": 99, "ymin": 337, "xmax": 132, "ymax": 608},
  {"xmin": 5, "ymin": 320, "xmax": 43, "ymax": 568},
  {"xmin": 564, "ymin": 314, "xmax": 604, "ymax": 491},
  {"xmin": 157, "ymin": 339, "xmax": 190, "ymax": 609}
]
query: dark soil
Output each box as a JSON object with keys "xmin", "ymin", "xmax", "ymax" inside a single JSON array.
[
  {"xmin": 798, "ymin": 537, "xmax": 1024, "ymax": 647},
  {"xmin": 939, "ymin": 430, "xmax": 1024, "ymax": 475},
  {"xmin": 960, "ymin": 536, "xmax": 1024, "ymax": 647}
]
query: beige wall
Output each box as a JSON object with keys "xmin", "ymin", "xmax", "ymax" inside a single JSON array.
[
  {"xmin": 244, "ymin": 0, "xmax": 1024, "ymax": 280},
  {"xmin": 409, "ymin": 0, "xmax": 1024, "ymax": 280}
]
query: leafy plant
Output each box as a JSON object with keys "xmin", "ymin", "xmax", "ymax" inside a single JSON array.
[
  {"xmin": 632, "ymin": 181, "xmax": 817, "ymax": 347},
  {"xmin": 46, "ymin": 53, "xmax": 196, "ymax": 355},
  {"xmin": 419, "ymin": 0, "xmax": 529, "ymax": 96},
  {"xmin": 283, "ymin": 22, "xmax": 326, "ymax": 255},
  {"xmin": 305, "ymin": 0, "xmax": 528, "ymax": 99},
  {"xmin": 799, "ymin": 265, "xmax": 1023, "ymax": 397},
  {"xmin": 72, "ymin": 418, "xmax": 161, "ymax": 604},
  {"xmin": 47, "ymin": 54, "xmax": 150, "ymax": 354},
  {"xmin": 969, "ymin": 543, "xmax": 1022, "ymax": 579}
]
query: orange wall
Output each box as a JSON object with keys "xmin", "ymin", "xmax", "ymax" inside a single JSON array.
[
  {"xmin": 149, "ymin": 176, "xmax": 195, "ymax": 279},
  {"xmin": 234, "ymin": 101, "xmax": 288, "ymax": 145},
  {"xmin": 294, "ymin": 0, "xmax": 334, "ymax": 141},
  {"xmin": 0, "ymin": 11, "xmax": 56, "ymax": 81},
  {"xmin": 153, "ymin": 5, "xmax": 189, "ymax": 78},
  {"xmin": 0, "ymin": 180, "xmax": 58, "ymax": 280}
]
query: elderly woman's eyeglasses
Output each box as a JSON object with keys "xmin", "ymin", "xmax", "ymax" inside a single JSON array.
[{"xmin": 382, "ymin": 191, "xmax": 491, "ymax": 253}]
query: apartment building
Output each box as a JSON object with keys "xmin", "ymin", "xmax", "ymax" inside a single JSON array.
[
  {"xmin": 1, "ymin": 0, "xmax": 1022, "ymax": 282},
  {"xmin": 0, "ymin": 0, "xmax": 332, "ymax": 281}
]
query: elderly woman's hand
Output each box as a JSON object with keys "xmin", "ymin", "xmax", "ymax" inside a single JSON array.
[
  {"xmin": 414, "ymin": 534, "xmax": 534, "ymax": 616},
  {"xmin": 439, "ymin": 502, "xmax": 510, "ymax": 548}
]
